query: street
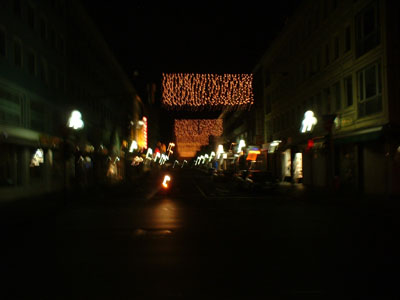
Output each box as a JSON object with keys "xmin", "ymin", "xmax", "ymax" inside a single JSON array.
[{"xmin": 1, "ymin": 168, "xmax": 399, "ymax": 299}]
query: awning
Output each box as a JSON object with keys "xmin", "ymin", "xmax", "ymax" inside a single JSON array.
[{"xmin": 333, "ymin": 126, "xmax": 383, "ymax": 145}]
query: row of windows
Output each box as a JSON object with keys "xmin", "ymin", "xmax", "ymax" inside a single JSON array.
[
  {"xmin": 12, "ymin": 0, "xmax": 65, "ymax": 56},
  {"xmin": 269, "ymin": 61, "xmax": 382, "ymax": 134},
  {"xmin": 264, "ymin": 0, "xmax": 380, "ymax": 96},
  {"xmin": 0, "ymin": 26, "xmax": 65, "ymax": 93}
]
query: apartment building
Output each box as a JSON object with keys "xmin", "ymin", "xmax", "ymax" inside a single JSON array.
[
  {"xmin": 253, "ymin": 0, "xmax": 399, "ymax": 195},
  {"xmin": 0, "ymin": 0, "xmax": 138, "ymax": 200}
]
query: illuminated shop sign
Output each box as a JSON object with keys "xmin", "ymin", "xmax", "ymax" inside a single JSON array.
[
  {"xmin": 301, "ymin": 110, "xmax": 317, "ymax": 133},
  {"xmin": 68, "ymin": 110, "xmax": 84, "ymax": 130}
]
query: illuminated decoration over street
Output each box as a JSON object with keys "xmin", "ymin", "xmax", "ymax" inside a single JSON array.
[
  {"xmin": 162, "ymin": 73, "xmax": 254, "ymax": 110},
  {"xmin": 68, "ymin": 110, "xmax": 84, "ymax": 130},
  {"xmin": 174, "ymin": 119, "xmax": 223, "ymax": 158},
  {"xmin": 301, "ymin": 110, "xmax": 317, "ymax": 133}
]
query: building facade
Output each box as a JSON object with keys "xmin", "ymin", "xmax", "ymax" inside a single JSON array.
[
  {"xmin": 0, "ymin": 0, "xmax": 139, "ymax": 201},
  {"xmin": 252, "ymin": 0, "xmax": 399, "ymax": 195}
]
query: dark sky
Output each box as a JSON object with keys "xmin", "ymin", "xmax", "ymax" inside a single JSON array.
[{"xmin": 81, "ymin": 0, "xmax": 302, "ymax": 84}]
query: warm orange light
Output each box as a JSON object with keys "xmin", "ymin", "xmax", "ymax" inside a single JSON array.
[
  {"xmin": 162, "ymin": 73, "xmax": 254, "ymax": 110},
  {"xmin": 162, "ymin": 175, "xmax": 171, "ymax": 188},
  {"xmin": 174, "ymin": 119, "xmax": 223, "ymax": 157},
  {"xmin": 246, "ymin": 150, "xmax": 260, "ymax": 161}
]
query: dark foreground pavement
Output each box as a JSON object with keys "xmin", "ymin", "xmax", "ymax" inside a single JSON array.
[{"xmin": 1, "ymin": 169, "xmax": 399, "ymax": 299}]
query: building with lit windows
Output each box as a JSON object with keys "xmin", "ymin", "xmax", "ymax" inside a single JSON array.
[
  {"xmin": 0, "ymin": 0, "xmax": 139, "ymax": 200},
  {"xmin": 252, "ymin": 0, "xmax": 399, "ymax": 195}
]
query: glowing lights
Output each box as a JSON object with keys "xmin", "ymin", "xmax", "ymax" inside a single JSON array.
[
  {"xmin": 246, "ymin": 150, "xmax": 260, "ymax": 161},
  {"xmin": 270, "ymin": 140, "xmax": 282, "ymax": 147},
  {"xmin": 131, "ymin": 156, "xmax": 143, "ymax": 166},
  {"xmin": 269, "ymin": 140, "xmax": 282, "ymax": 153},
  {"xmin": 209, "ymin": 151, "xmax": 215, "ymax": 162},
  {"xmin": 162, "ymin": 73, "xmax": 254, "ymax": 110},
  {"xmin": 145, "ymin": 148, "xmax": 153, "ymax": 160},
  {"xmin": 217, "ymin": 144, "xmax": 224, "ymax": 159},
  {"xmin": 167, "ymin": 142, "xmax": 175, "ymax": 157},
  {"xmin": 129, "ymin": 140, "xmax": 138, "ymax": 153},
  {"xmin": 30, "ymin": 148, "xmax": 44, "ymax": 167},
  {"xmin": 143, "ymin": 117, "xmax": 148, "ymax": 149},
  {"xmin": 68, "ymin": 110, "xmax": 84, "ymax": 130},
  {"xmin": 162, "ymin": 175, "xmax": 171, "ymax": 188},
  {"xmin": 301, "ymin": 110, "xmax": 317, "ymax": 133},
  {"xmin": 174, "ymin": 119, "xmax": 223, "ymax": 158},
  {"xmin": 237, "ymin": 139, "xmax": 246, "ymax": 153}
]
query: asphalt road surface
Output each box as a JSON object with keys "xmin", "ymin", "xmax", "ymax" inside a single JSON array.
[{"xmin": 2, "ymin": 168, "xmax": 398, "ymax": 299}]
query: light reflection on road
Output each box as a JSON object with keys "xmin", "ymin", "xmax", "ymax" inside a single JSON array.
[{"xmin": 137, "ymin": 198, "xmax": 182, "ymax": 232}]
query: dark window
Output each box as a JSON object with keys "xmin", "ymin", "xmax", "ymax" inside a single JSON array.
[
  {"xmin": 265, "ymin": 95, "xmax": 271, "ymax": 114},
  {"xmin": 323, "ymin": 0, "xmax": 328, "ymax": 18},
  {"xmin": 324, "ymin": 87, "xmax": 331, "ymax": 113},
  {"xmin": 344, "ymin": 75, "xmax": 353, "ymax": 107},
  {"xmin": 0, "ymin": 29, "xmax": 5, "ymax": 57},
  {"xmin": 14, "ymin": 40, "xmax": 22, "ymax": 67},
  {"xmin": 334, "ymin": 36, "xmax": 339, "ymax": 59},
  {"xmin": 49, "ymin": 66, "xmax": 56, "ymax": 88},
  {"xmin": 39, "ymin": 58, "xmax": 47, "ymax": 84},
  {"xmin": 27, "ymin": 50, "xmax": 36, "ymax": 75},
  {"xmin": 334, "ymin": 82, "xmax": 341, "ymax": 111},
  {"xmin": 355, "ymin": 1, "xmax": 380, "ymax": 57},
  {"xmin": 357, "ymin": 61, "xmax": 382, "ymax": 117},
  {"xmin": 13, "ymin": 0, "xmax": 22, "ymax": 17},
  {"xmin": 264, "ymin": 71, "xmax": 270, "ymax": 87},
  {"xmin": 345, "ymin": 26, "xmax": 351, "ymax": 52},
  {"xmin": 49, "ymin": 28, "xmax": 56, "ymax": 48},
  {"xmin": 325, "ymin": 43, "xmax": 330, "ymax": 65},
  {"xmin": 27, "ymin": 4, "xmax": 35, "ymax": 29},
  {"xmin": 58, "ymin": 73, "xmax": 64, "ymax": 92},
  {"xmin": 57, "ymin": 35, "xmax": 64, "ymax": 55},
  {"xmin": 40, "ymin": 17, "xmax": 46, "ymax": 40},
  {"xmin": 316, "ymin": 92, "xmax": 322, "ymax": 115}
]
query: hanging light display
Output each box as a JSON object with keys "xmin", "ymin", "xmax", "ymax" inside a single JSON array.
[
  {"xmin": 162, "ymin": 73, "xmax": 254, "ymax": 110},
  {"xmin": 174, "ymin": 119, "xmax": 223, "ymax": 157}
]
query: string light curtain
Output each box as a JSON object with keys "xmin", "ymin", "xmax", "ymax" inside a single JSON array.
[
  {"xmin": 162, "ymin": 73, "xmax": 254, "ymax": 111},
  {"xmin": 174, "ymin": 119, "xmax": 223, "ymax": 157}
]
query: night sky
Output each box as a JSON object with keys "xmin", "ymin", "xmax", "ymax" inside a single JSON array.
[{"xmin": 81, "ymin": 0, "xmax": 302, "ymax": 84}]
